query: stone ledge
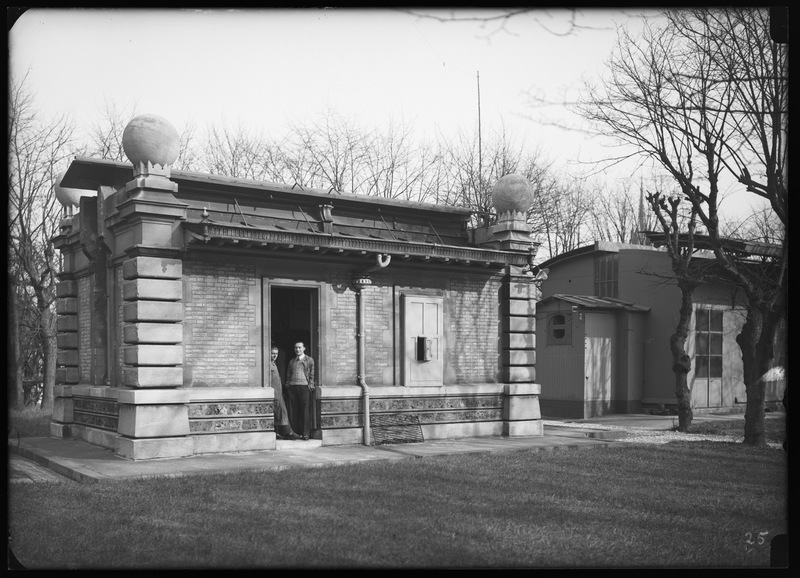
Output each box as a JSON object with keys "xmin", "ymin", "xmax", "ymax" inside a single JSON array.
[
  {"xmin": 54, "ymin": 385, "xmax": 74, "ymax": 397},
  {"xmin": 117, "ymin": 387, "xmax": 191, "ymax": 405},
  {"xmin": 188, "ymin": 387, "xmax": 273, "ymax": 402},
  {"xmin": 70, "ymin": 385, "xmax": 120, "ymax": 399},
  {"xmin": 504, "ymin": 383, "xmax": 542, "ymax": 395},
  {"xmin": 318, "ymin": 384, "xmax": 507, "ymax": 399}
]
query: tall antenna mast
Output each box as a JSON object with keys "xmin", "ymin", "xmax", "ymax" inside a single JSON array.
[{"xmin": 477, "ymin": 70, "xmax": 482, "ymax": 195}]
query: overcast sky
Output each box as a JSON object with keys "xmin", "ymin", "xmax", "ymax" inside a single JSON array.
[{"xmin": 9, "ymin": 8, "xmax": 661, "ymax": 181}]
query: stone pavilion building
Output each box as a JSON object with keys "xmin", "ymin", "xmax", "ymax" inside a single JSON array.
[{"xmin": 51, "ymin": 114, "xmax": 543, "ymax": 459}]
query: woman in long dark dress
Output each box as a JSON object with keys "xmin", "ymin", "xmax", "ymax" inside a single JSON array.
[{"xmin": 268, "ymin": 345, "xmax": 298, "ymax": 440}]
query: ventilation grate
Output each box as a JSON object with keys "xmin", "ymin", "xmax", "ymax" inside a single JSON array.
[{"xmin": 370, "ymin": 413, "xmax": 424, "ymax": 445}]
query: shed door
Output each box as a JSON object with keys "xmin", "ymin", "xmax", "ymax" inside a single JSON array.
[
  {"xmin": 584, "ymin": 312, "xmax": 615, "ymax": 414},
  {"xmin": 402, "ymin": 295, "xmax": 443, "ymax": 386},
  {"xmin": 693, "ymin": 308, "xmax": 723, "ymax": 408}
]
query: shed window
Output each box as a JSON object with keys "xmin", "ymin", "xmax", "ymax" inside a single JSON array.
[
  {"xmin": 695, "ymin": 308, "xmax": 723, "ymax": 378},
  {"xmin": 547, "ymin": 312, "xmax": 572, "ymax": 345},
  {"xmin": 595, "ymin": 254, "xmax": 619, "ymax": 298}
]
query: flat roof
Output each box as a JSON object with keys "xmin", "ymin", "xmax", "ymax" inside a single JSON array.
[
  {"xmin": 539, "ymin": 294, "xmax": 650, "ymax": 312},
  {"xmin": 60, "ymin": 156, "xmax": 474, "ymax": 217},
  {"xmin": 642, "ymin": 231, "xmax": 782, "ymax": 258}
]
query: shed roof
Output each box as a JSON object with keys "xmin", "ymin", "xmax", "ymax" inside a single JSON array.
[
  {"xmin": 539, "ymin": 294, "xmax": 650, "ymax": 312},
  {"xmin": 641, "ymin": 231, "xmax": 782, "ymax": 259}
]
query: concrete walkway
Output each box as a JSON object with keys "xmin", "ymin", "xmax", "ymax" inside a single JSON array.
[{"xmin": 7, "ymin": 412, "xmax": 770, "ymax": 485}]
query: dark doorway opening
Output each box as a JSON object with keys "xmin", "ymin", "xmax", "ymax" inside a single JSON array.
[
  {"xmin": 270, "ymin": 286, "xmax": 319, "ymax": 380},
  {"xmin": 270, "ymin": 285, "xmax": 320, "ymax": 438}
]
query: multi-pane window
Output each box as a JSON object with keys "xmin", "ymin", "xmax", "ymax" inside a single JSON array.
[
  {"xmin": 695, "ymin": 308, "xmax": 723, "ymax": 378},
  {"xmin": 595, "ymin": 254, "xmax": 619, "ymax": 298}
]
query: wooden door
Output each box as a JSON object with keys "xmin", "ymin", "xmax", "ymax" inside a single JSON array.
[{"xmin": 402, "ymin": 295, "xmax": 443, "ymax": 386}]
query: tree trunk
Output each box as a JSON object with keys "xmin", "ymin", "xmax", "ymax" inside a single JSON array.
[
  {"xmin": 7, "ymin": 278, "xmax": 25, "ymax": 409},
  {"xmin": 670, "ymin": 279, "xmax": 695, "ymax": 432},
  {"xmin": 736, "ymin": 304, "xmax": 778, "ymax": 446}
]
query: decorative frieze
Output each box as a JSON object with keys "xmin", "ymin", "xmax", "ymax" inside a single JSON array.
[
  {"xmin": 73, "ymin": 396, "xmax": 120, "ymax": 432},
  {"xmin": 320, "ymin": 393, "xmax": 504, "ymax": 430}
]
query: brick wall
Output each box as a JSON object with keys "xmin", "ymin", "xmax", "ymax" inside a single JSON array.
[
  {"xmin": 115, "ymin": 265, "xmax": 124, "ymax": 385},
  {"xmin": 447, "ymin": 276, "xmax": 501, "ymax": 382},
  {"xmin": 78, "ymin": 275, "xmax": 92, "ymax": 382},
  {"xmin": 183, "ymin": 260, "xmax": 258, "ymax": 387},
  {"xmin": 326, "ymin": 273, "xmax": 393, "ymax": 386},
  {"xmin": 179, "ymin": 261, "xmax": 504, "ymax": 388},
  {"xmin": 328, "ymin": 272, "xmax": 358, "ymax": 385},
  {"xmin": 363, "ymin": 279, "xmax": 393, "ymax": 385}
]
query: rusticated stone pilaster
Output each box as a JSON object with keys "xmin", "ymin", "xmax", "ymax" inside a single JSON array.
[
  {"xmin": 55, "ymin": 278, "xmax": 79, "ymax": 386},
  {"xmin": 121, "ymin": 256, "xmax": 184, "ymax": 389}
]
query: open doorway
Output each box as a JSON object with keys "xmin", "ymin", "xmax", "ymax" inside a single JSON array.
[{"xmin": 269, "ymin": 286, "xmax": 319, "ymax": 387}]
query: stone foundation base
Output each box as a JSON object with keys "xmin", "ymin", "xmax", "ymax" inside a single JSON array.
[
  {"xmin": 72, "ymin": 425, "xmax": 119, "ymax": 450},
  {"xmin": 321, "ymin": 428, "xmax": 364, "ymax": 447},
  {"xmin": 116, "ymin": 436, "xmax": 193, "ymax": 460},
  {"xmin": 50, "ymin": 383, "xmax": 544, "ymax": 457},
  {"xmin": 504, "ymin": 420, "xmax": 544, "ymax": 436},
  {"xmin": 192, "ymin": 432, "xmax": 276, "ymax": 455},
  {"xmin": 50, "ymin": 422, "xmax": 72, "ymax": 439},
  {"xmin": 422, "ymin": 421, "xmax": 503, "ymax": 440}
]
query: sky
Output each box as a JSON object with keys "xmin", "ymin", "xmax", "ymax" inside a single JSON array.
[
  {"xmin": 8, "ymin": 8, "xmax": 650, "ymax": 173},
  {"xmin": 8, "ymin": 7, "xmax": 758, "ymax": 220}
]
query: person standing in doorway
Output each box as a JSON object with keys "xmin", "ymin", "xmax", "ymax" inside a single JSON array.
[
  {"xmin": 267, "ymin": 345, "xmax": 299, "ymax": 440},
  {"xmin": 286, "ymin": 340, "xmax": 315, "ymax": 440}
]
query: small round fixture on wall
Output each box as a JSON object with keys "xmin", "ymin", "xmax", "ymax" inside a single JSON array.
[{"xmin": 351, "ymin": 275, "xmax": 373, "ymax": 289}]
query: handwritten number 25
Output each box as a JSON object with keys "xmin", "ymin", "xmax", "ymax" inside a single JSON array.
[{"xmin": 745, "ymin": 532, "xmax": 768, "ymax": 546}]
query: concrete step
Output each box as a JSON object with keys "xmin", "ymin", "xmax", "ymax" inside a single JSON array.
[{"xmin": 276, "ymin": 438, "xmax": 322, "ymax": 451}]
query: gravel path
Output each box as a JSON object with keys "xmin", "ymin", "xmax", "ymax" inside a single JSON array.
[{"xmin": 542, "ymin": 420, "xmax": 785, "ymax": 449}]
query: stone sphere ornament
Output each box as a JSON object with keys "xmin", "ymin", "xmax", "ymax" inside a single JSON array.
[
  {"xmin": 122, "ymin": 114, "xmax": 180, "ymax": 169},
  {"xmin": 491, "ymin": 174, "xmax": 535, "ymax": 215},
  {"xmin": 54, "ymin": 171, "xmax": 96, "ymax": 209}
]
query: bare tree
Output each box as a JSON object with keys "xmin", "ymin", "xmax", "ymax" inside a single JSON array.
[
  {"xmin": 7, "ymin": 271, "xmax": 24, "ymax": 408},
  {"xmin": 288, "ymin": 110, "xmax": 374, "ymax": 194},
  {"xmin": 8, "ymin": 75, "xmax": 75, "ymax": 410},
  {"xmin": 577, "ymin": 7, "xmax": 787, "ymax": 445},
  {"xmin": 644, "ymin": 191, "xmax": 702, "ymax": 431},
  {"xmin": 196, "ymin": 110, "xmax": 448, "ymax": 205},
  {"xmin": 722, "ymin": 206, "xmax": 784, "ymax": 246},
  {"xmin": 174, "ymin": 119, "xmax": 201, "ymax": 173},
  {"xmin": 529, "ymin": 173, "xmax": 594, "ymax": 262},
  {"xmin": 438, "ymin": 125, "xmax": 532, "ymax": 226},
  {"xmin": 587, "ymin": 181, "xmax": 655, "ymax": 245},
  {"xmin": 360, "ymin": 119, "xmax": 443, "ymax": 203},
  {"xmin": 200, "ymin": 121, "xmax": 285, "ymax": 181},
  {"xmin": 84, "ymin": 98, "xmax": 136, "ymax": 161},
  {"xmin": 403, "ymin": 8, "xmax": 619, "ymax": 40}
]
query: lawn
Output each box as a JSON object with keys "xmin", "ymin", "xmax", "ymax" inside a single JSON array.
[{"xmin": 8, "ymin": 436, "xmax": 787, "ymax": 569}]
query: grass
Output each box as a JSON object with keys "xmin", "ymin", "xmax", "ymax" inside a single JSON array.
[
  {"xmin": 9, "ymin": 439, "xmax": 787, "ymax": 569},
  {"xmin": 7, "ymin": 406, "xmax": 52, "ymax": 438}
]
